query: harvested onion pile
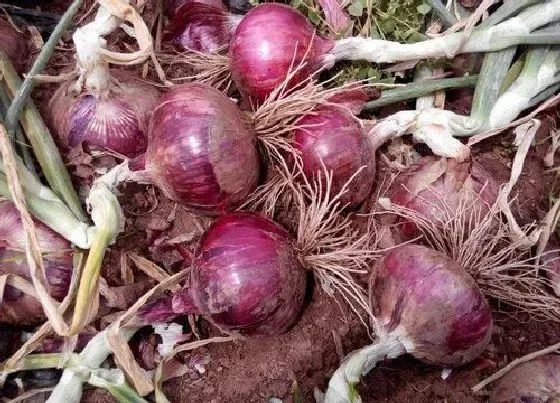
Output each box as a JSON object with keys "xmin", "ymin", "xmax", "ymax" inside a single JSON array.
[{"xmin": 1, "ymin": 1, "xmax": 560, "ymax": 403}]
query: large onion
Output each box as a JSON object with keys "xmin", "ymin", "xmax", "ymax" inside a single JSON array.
[
  {"xmin": 136, "ymin": 212, "xmax": 307, "ymax": 337},
  {"xmin": 0, "ymin": 201, "xmax": 73, "ymax": 326},
  {"xmin": 293, "ymin": 104, "xmax": 375, "ymax": 208},
  {"xmin": 385, "ymin": 156, "xmax": 499, "ymax": 239},
  {"xmin": 325, "ymin": 244, "xmax": 492, "ymax": 402},
  {"xmin": 489, "ymin": 354, "xmax": 560, "ymax": 402},
  {"xmin": 0, "ymin": 19, "xmax": 29, "ymax": 74},
  {"xmin": 229, "ymin": 3, "xmax": 333, "ymax": 104},
  {"xmin": 49, "ymin": 70, "xmax": 160, "ymax": 157},
  {"xmin": 143, "ymin": 83, "xmax": 260, "ymax": 215}
]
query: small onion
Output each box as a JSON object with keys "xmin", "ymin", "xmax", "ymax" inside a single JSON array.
[
  {"xmin": 293, "ymin": 105, "xmax": 375, "ymax": 207},
  {"xmin": 143, "ymin": 83, "xmax": 260, "ymax": 215},
  {"xmin": 0, "ymin": 19, "xmax": 29, "ymax": 74},
  {"xmin": 0, "ymin": 201, "xmax": 73, "ymax": 326},
  {"xmin": 489, "ymin": 354, "xmax": 560, "ymax": 402},
  {"xmin": 229, "ymin": 3, "xmax": 334, "ymax": 104},
  {"xmin": 136, "ymin": 212, "xmax": 307, "ymax": 337},
  {"xmin": 386, "ymin": 156, "xmax": 499, "ymax": 239},
  {"xmin": 49, "ymin": 70, "xmax": 160, "ymax": 157},
  {"xmin": 165, "ymin": 2, "xmax": 240, "ymax": 52}
]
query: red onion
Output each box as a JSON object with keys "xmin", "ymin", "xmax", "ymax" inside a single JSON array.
[
  {"xmin": 294, "ymin": 105, "xmax": 375, "ymax": 207},
  {"xmin": 165, "ymin": 3, "xmax": 240, "ymax": 52},
  {"xmin": 165, "ymin": 0, "xmax": 227, "ymax": 19},
  {"xmin": 325, "ymin": 244, "xmax": 492, "ymax": 401},
  {"xmin": 136, "ymin": 212, "xmax": 307, "ymax": 337},
  {"xmin": 142, "ymin": 83, "xmax": 259, "ymax": 215},
  {"xmin": 385, "ymin": 156, "xmax": 499, "ymax": 239},
  {"xmin": 0, "ymin": 201, "xmax": 73, "ymax": 326},
  {"xmin": 229, "ymin": 4, "xmax": 334, "ymax": 104},
  {"xmin": 49, "ymin": 70, "xmax": 160, "ymax": 157},
  {"xmin": 0, "ymin": 19, "xmax": 29, "ymax": 74},
  {"xmin": 489, "ymin": 354, "xmax": 560, "ymax": 402}
]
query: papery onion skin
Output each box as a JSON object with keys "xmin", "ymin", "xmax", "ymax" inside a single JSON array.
[
  {"xmin": 386, "ymin": 156, "xmax": 499, "ymax": 239},
  {"xmin": 294, "ymin": 106, "xmax": 375, "ymax": 207},
  {"xmin": 371, "ymin": 244, "xmax": 492, "ymax": 366},
  {"xmin": 165, "ymin": 3, "xmax": 237, "ymax": 52},
  {"xmin": 49, "ymin": 70, "xmax": 160, "ymax": 157},
  {"xmin": 229, "ymin": 3, "xmax": 334, "ymax": 105},
  {"xmin": 489, "ymin": 354, "xmax": 560, "ymax": 403},
  {"xmin": 171, "ymin": 212, "xmax": 307, "ymax": 337},
  {"xmin": 0, "ymin": 201, "xmax": 73, "ymax": 326},
  {"xmin": 0, "ymin": 19, "xmax": 29, "ymax": 74},
  {"xmin": 145, "ymin": 83, "xmax": 259, "ymax": 215}
]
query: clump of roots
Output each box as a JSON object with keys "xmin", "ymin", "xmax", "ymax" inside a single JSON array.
[
  {"xmin": 378, "ymin": 191, "xmax": 560, "ymax": 322},
  {"xmin": 245, "ymin": 160, "xmax": 381, "ymax": 332},
  {"xmin": 157, "ymin": 49, "xmax": 232, "ymax": 91}
]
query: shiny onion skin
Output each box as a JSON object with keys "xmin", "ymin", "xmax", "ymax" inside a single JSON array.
[
  {"xmin": 49, "ymin": 70, "xmax": 160, "ymax": 157},
  {"xmin": 489, "ymin": 355, "xmax": 560, "ymax": 402},
  {"xmin": 172, "ymin": 212, "xmax": 307, "ymax": 337},
  {"xmin": 145, "ymin": 83, "xmax": 259, "ymax": 215},
  {"xmin": 293, "ymin": 106, "xmax": 375, "ymax": 208},
  {"xmin": 0, "ymin": 19, "xmax": 29, "ymax": 74},
  {"xmin": 229, "ymin": 3, "xmax": 333, "ymax": 104},
  {"xmin": 372, "ymin": 244, "xmax": 492, "ymax": 366},
  {"xmin": 165, "ymin": 3, "xmax": 238, "ymax": 52},
  {"xmin": 386, "ymin": 156, "xmax": 499, "ymax": 239},
  {"xmin": 0, "ymin": 201, "xmax": 73, "ymax": 326}
]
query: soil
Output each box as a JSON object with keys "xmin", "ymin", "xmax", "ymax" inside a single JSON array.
[{"xmin": 4, "ymin": 1, "xmax": 560, "ymax": 402}]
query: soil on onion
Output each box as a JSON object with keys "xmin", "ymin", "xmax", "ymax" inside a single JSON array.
[{"xmin": 13, "ymin": 1, "xmax": 560, "ymax": 402}]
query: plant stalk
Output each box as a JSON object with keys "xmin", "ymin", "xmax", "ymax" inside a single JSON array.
[
  {"xmin": 364, "ymin": 75, "xmax": 478, "ymax": 110},
  {"xmin": 0, "ymin": 51, "xmax": 87, "ymax": 222},
  {"xmin": 425, "ymin": 0, "xmax": 457, "ymax": 28},
  {"xmin": 330, "ymin": 0, "xmax": 560, "ymax": 64}
]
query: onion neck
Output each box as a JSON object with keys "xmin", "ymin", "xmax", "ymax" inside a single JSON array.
[
  {"xmin": 72, "ymin": 3, "xmax": 120, "ymax": 94},
  {"xmin": 324, "ymin": 333, "xmax": 406, "ymax": 403}
]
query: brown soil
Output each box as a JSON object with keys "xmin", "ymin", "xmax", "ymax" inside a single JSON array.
[{"xmin": 6, "ymin": 1, "xmax": 560, "ymax": 402}]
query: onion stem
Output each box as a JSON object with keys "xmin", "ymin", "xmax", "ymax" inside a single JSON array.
[
  {"xmin": 324, "ymin": 335, "xmax": 406, "ymax": 403},
  {"xmin": 479, "ymin": 0, "xmax": 541, "ymax": 29},
  {"xmin": 468, "ymin": 48, "xmax": 517, "ymax": 131},
  {"xmin": 47, "ymin": 326, "xmax": 138, "ymax": 403},
  {"xmin": 70, "ymin": 182, "xmax": 123, "ymax": 334},
  {"xmin": 364, "ymin": 75, "xmax": 478, "ymax": 110},
  {"xmin": 0, "ymin": 51, "xmax": 87, "ymax": 222},
  {"xmin": 0, "ymin": 169, "xmax": 93, "ymax": 249},
  {"xmin": 0, "ymin": 353, "xmax": 77, "ymax": 375},
  {"xmin": 330, "ymin": 1, "xmax": 560, "ymax": 64},
  {"xmin": 0, "ymin": 85, "xmax": 37, "ymax": 177}
]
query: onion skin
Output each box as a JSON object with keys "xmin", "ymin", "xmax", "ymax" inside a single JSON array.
[
  {"xmin": 169, "ymin": 212, "xmax": 307, "ymax": 337},
  {"xmin": 49, "ymin": 70, "xmax": 160, "ymax": 157},
  {"xmin": 489, "ymin": 355, "xmax": 560, "ymax": 402},
  {"xmin": 371, "ymin": 244, "xmax": 492, "ymax": 366},
  {"xmin": 294, "ymin": 106, "xmax": 375, "ymax": 207},
  {"xmin": 0, "ymin": 19, "xmax": 29, "ymax": 74},
  {"xmin": 145, "ymin": 83, "xmax": 259, "ymax": 215},
  {"xmin": 542, "ymin": 251, "xmax": 560, "ymax": 297},
  {"xmin": 165, "ymin": 3, "xmax": 237, "ymax": 52},
  {"xmin": 165, "ymin": 0, "xmax": 227, "ymax": 19},
  {"xmin": 386, "ymin": 156, "xmax": 499, "ymax": 239},
  {"xmin": 0, "ymin": 201, "xmax": 73, "ymax": 326},
  {"xmin": 229, "ymin": 3, "xmax": 333, "ymax": 104}
]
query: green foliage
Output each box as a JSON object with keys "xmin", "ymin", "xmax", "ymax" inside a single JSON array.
[{"xmin": 371, "ymin": 0, "xmax": 430, "ymax": 42}]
